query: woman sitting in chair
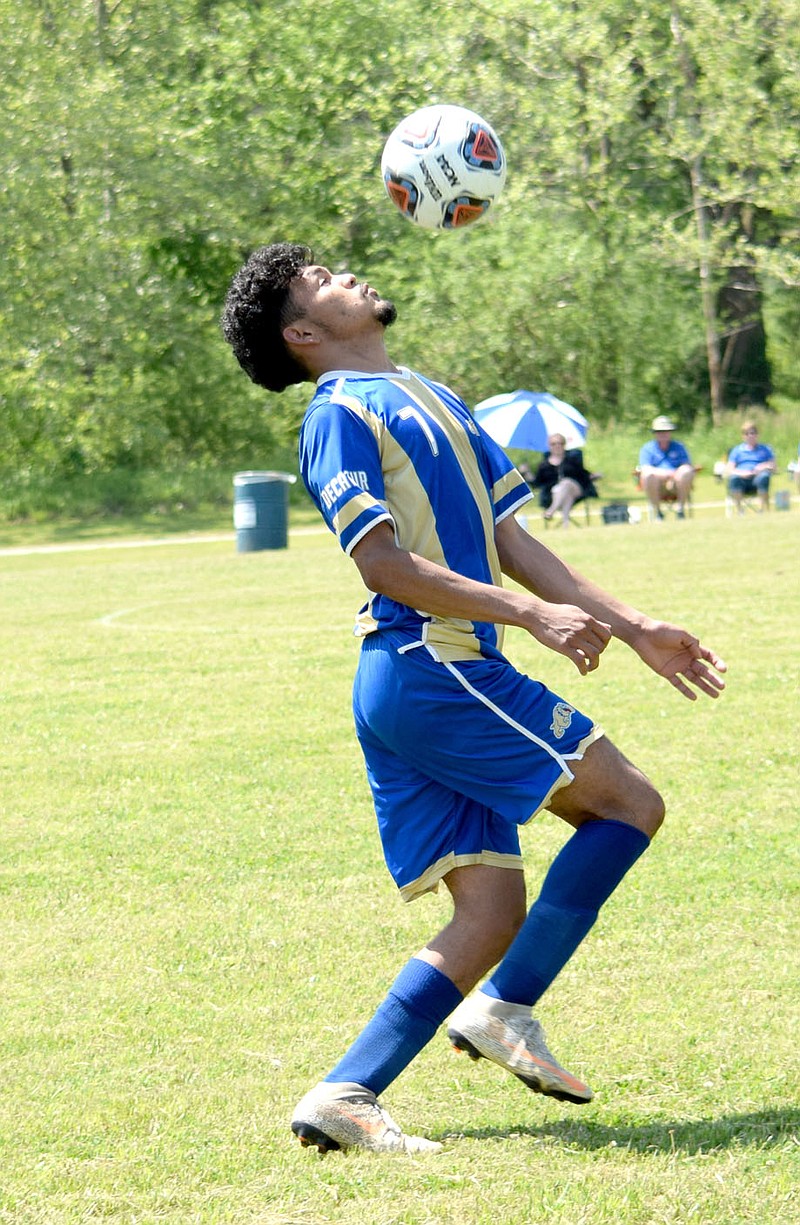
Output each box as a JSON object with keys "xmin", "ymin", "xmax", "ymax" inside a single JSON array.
[
  {"xmin": 531, "ymin": 434, "xmax": 599, "ymax": 528},
  {"xmin": 726, "ymin": 421, "xmax": 776, "ymax": 513}
]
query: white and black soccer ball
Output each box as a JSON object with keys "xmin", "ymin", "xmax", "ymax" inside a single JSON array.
[{"xmin": 381, "ymin": 104, "xmax": 507, "ymax": 231}]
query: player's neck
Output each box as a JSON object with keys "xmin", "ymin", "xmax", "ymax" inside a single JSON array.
[{"xmin": 308, "ymin": 338, "xmax": 398, "ymax": 379}]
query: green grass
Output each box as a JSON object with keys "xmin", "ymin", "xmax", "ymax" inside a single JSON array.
[
  {"xmin": 1, "ymin": 514, "xmax": 798, "ymax": 1223},
  {"xmin": 0, "ymin": 464, "xmax": 313, "ymax": 548}
]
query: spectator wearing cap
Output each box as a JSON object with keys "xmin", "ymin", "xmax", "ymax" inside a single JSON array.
[
  {"xmin": 725, "ymin": 421, "xmax": 776, "ymax": 512},
  {"xmin": 637, "ymin": 416, "xmax": 695, "ymax": 520}
]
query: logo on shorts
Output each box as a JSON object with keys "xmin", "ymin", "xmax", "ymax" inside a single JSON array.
[{"xmin": 550, "ymin": 701, "xmax": 575, "ymax": 740}]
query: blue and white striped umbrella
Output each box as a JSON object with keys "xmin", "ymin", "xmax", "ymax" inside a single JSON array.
[{"xmin": 473, "ymin": 390, "xmax": 589, "ymax": 451}]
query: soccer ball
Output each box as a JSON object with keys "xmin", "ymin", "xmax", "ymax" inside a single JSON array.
[{"xmin": 381, "ymin": 104, "xmax": 506, "ymax": 231}]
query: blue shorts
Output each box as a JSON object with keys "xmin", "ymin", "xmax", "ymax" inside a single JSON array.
[
  {"xmin": 728, "ymin": 473, "xmax": 770, "ymax": 494},
  {"xmin": 352, "ymin": 632, "xmax": 602, "ymax": 901}
]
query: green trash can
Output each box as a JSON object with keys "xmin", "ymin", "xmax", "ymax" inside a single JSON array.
[{"xmin": 233, "ymin": 471, "xmax": 297, "ymax": 551}]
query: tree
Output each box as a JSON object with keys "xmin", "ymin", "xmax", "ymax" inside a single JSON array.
[
  {"xmin": 0, "ymin": 0, "xmax": 797, "ymax": 494},
  {"xmin": 656, "ymin": 0, "xmax": 800, "ymax": 419}
]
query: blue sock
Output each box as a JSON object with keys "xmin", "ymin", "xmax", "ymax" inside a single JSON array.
[
  {"xmin": 483, "ymin": 819, "xmax": 650, "ymax": 1006},
  {"xmin": 324, "ymin": 957, "xmax": 463, "ymax": 1097}
]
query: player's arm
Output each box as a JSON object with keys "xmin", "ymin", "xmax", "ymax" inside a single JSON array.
[
  {"xmin": 494, "ymin": 514, "xmax": 727, "ymax": 700},
  {"xmin": 350, "ymin": 521, "xmax": 611, "ymax": 674}
]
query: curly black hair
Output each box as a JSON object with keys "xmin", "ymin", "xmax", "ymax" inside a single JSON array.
[{"xmin": 221, "ymin": 242, "xmax": 312, "ymax": 393}]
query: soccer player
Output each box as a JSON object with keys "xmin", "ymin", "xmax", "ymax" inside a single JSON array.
[{"xmin": 221, "ymin": 244, "xmax": 727, "ymax": 1155}]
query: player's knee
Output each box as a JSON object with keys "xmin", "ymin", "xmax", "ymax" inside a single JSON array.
[
  {"xmin": 637, "ymin": 781, "xmax": 665, "ymax": 839},
  {"xmin": 599, "ymin": 771, "xmax": 665, "ymax": 840}
]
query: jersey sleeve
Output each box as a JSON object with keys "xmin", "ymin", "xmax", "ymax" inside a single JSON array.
[
  {"xmin": 299, "ymin": 397, "xmax": 393, "ymax": 554},
  {"xmin": 473, "ymin": 424, "xmax": 533, "ymax": 521}
]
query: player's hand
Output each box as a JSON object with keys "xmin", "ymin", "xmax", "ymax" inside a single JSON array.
[
  {"xmin": 631, "ymin": 621, "xmax": 727, "ymax": 700},
  {"xmin": 526, "ymin": 602, "xmax": 613, "ymax": 675}
]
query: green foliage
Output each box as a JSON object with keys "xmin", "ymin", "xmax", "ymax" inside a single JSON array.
[
  {"xmin": 765, "ymin": 283, "xmax": 800, "ymax": 400},
  {"xmin": 0, "ymin": 0, "xmax": 798, "ymax": 485}
]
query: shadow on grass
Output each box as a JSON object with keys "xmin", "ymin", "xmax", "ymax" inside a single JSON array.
[{"xmin": 444, "ymin": 1107, "xmax": 800, "ymax": 1153}]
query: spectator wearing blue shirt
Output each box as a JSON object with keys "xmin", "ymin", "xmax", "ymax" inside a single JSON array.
[
  {"xmin": 638, "ymin": 416, "xmax": 695, "ymax": 520},
  {"xmin": 726, "ymin": 421, "xmax": 776, "ymax": 512}
]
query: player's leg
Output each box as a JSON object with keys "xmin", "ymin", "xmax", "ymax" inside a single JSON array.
[
  {"xmin": 378, "ymin": 651, "xmax": 659, "ymax": 1103},
  {"xmin": 311, "ymin": 865, "xmax": 526, "ymax": 1095},
  {"xmin": 290, "ymin": 955, "xmax": 461, "ymax": 1154},
  {"xmin": 449, "ymin": 738, "xmax": 663, "ymax": 1102},
  {"xmin": 477, "ymin": 737, "xmax": 663, "ymax": 1004},
  {"xmin": 293, "ymin": 646, "xmax": 530, "ymax": 1154},
  {"xmin": 295, "ymin": 643, "xmax": 646, "ymax": 1145},
  {"xmin": 419, "ymin": 863, "xmax": 527, "ymax": 993},
  {"xmin": 291, "ymin": 866, "xmax": 525, "ymax": 1154},
  {"xmin": 545, "ymin": 734, "xmax": 663, "ymax": 835}
]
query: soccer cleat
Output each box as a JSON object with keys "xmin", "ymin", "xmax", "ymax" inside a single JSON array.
[
  {"xmin": 447, "ymin": 996, "xmax": 593, "ymax": 1105},
  {"xmin": 290, "ymin": 1081, "xmax": 442, "ymax": 1155}
]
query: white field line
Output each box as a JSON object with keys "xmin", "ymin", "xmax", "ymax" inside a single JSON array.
[{"xmin": 0, "ymin": 525, "xmax": 327, "ymax": 558}]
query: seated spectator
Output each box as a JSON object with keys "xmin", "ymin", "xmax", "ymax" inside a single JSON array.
[
  {"xmin": 638, "ymin": 415, "xmax": 695, "ymax": 519},
  {"xmin": 726, "ymin": 421, "xmax": 776, "ymax": 512},
  {"xmin": 531, "ymin": 433, "xmax": 599, "ymax": 528}
]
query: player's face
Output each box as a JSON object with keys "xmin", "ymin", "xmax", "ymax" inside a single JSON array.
[{"xmin": 289, "ymin": 265, "xmax": 397, "ymax": 338}]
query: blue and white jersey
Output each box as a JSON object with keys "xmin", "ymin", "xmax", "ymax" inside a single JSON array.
[
  {"xmin": 726, "ymin": 441, "xmax": 775, "ymax": 472},
  {"xmin": 638, "ymin": 438, "xmax": 691, "ymax": 469},
  {"xmin": 299, "ymin": 366, "xmax": 531, "ymax": 660}
]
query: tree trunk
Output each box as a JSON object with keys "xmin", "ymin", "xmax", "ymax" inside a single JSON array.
[
  {"xmin": 716, "ymin": 205, "xmax": 772, "ymax": 407},
  {"xmin": 689, "ymin": 157, "xmax": 724, "ymax": 425}
]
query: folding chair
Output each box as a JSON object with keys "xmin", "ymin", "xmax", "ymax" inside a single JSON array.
[
  {"xmin": 716, "ymin": 460, "xmax": 760, "ymax": 516},
  {"xmin": 634, "ymin": 466, "xmax": 700, "ymax": 520}
]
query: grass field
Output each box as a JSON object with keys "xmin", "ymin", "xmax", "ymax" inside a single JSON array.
[{"xmin": 1, "ymin": 512, "xmax": 798, "ymax": 1224}]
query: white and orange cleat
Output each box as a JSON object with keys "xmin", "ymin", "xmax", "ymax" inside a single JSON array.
[
  {"xmin": 447, "ymin": 995, "xmax": 593, "ymax": 1105},
  {"xmin": 291, "ymin": 1081, "xmax": 442, "ymax": 1155}
]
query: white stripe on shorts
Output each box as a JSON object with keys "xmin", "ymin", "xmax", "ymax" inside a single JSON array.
[{"xmin": 424, "ymin": 643, "xmax": 576, "ymax": 782}]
